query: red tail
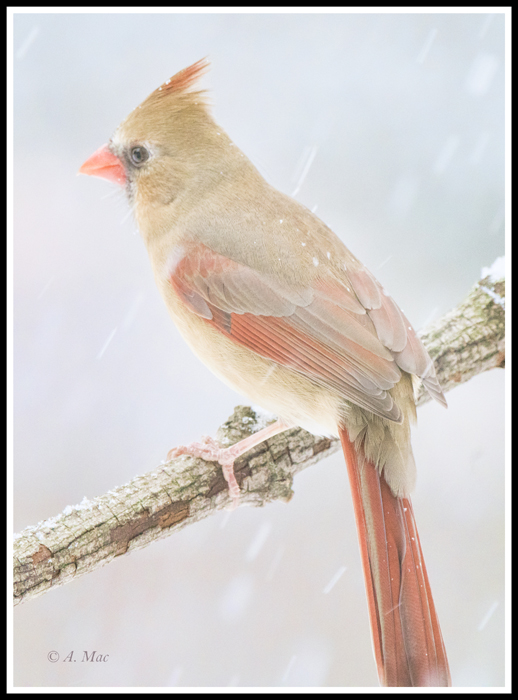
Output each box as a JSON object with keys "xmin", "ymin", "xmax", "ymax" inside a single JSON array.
[{"xmin": 339, "ymin": 426, "xmax": 451, "ymax": 687}]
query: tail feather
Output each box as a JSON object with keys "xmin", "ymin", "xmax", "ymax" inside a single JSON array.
[{"xmin": 339, "ymin": 425, "xmax": 451, "ymax": 687}]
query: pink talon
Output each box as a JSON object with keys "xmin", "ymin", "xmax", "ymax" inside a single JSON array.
[
  {"xmin": 167, "ymin": 436, "xmax": 242, "ymax": 507},
  {"xmin": 166, "ymin": 420, "xmax": 289, "ymax": 507}
]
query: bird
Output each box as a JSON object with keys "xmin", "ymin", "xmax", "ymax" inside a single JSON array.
[{"xmin": 79, "ymin": 58, "xmax": 451, "ymax": 687}]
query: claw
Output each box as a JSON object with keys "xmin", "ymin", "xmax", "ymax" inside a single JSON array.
[
  {"xmin": 167, "ymin": 437, "xmax": 241, "ymax": 506},
  {"xmin": 166, "ymin": 420, "xmax": 289, "ymax": 510}
]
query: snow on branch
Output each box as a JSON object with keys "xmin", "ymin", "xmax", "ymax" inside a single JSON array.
[{"xmin": 13, "ymin": 266, "xmax": 505, "ymax": 606}]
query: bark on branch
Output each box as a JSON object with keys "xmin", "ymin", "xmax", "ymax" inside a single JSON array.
[{"xmin": 13, "ymin": 270, "xmax": 505, "ymax": 606}]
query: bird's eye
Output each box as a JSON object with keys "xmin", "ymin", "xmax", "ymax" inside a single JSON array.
[{"xmin": 130, "ymin": 146, "xmax": 149, "ymax": 166}]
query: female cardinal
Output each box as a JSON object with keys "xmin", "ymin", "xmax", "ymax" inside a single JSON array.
[{"xmin": 80, "ymin": 59, "xmax": 451, "ymax": 687}]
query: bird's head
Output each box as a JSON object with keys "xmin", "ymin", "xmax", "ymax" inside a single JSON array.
[{"xmin": 79, "ymin": 58, "xmax": 221, "ymax": 209}]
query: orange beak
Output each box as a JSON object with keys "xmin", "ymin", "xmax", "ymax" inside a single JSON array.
[{"xmin": 78, "ymin": 144, "xmax": 126, "ymax": 186}]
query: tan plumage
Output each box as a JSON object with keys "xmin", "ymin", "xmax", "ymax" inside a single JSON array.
[{"xmin": 80, "ymin": 59, "xmax": 451, "ymax": 686}]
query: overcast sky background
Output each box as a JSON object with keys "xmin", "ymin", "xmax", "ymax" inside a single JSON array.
[{"xmin": 12, "ymin": 10, "xmax": 506, "ymax": 689}]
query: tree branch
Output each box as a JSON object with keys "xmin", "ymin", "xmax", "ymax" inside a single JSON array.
[{"xmin": 13, "ymin": 268, "xmax": 505, "ymax": 606}]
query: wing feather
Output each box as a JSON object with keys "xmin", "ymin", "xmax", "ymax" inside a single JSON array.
[{"xmin": 168, "ymin": 242, "xmax": 445, "ymax": 418}]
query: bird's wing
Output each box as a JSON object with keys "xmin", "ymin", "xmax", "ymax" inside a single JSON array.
[{"xmin": 169, "ymin": 242, "xmax": 445, "ymax": 421}]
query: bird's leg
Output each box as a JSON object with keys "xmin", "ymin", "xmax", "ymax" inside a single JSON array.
[{"xmin": 167, "ymin": 420, "xmax": 289, "ymax": 506}]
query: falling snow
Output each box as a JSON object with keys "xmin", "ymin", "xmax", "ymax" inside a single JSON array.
[
  {"xmin": 292, "ymin": 145, "xmax": 318, "ymax": 197},
  {"xmin": 266, "ymin": 546, "xmax": 285, "ymax": 581},
  {"xmin": 282, "ymin": 655, "xmax": 297, "ymax": 683},
  {"xmin": 167, "ymin": 667, "xmax": 182, "ymax": 686},
  {"xmin": 322, "ymin": 566, "xmax": 347, "ymax": 594},
  {"xmin": 218, "ymin": 573, "xmax": 253, "ymax": 621},
  {"xmin": 478, "ymin": 600, "xmax": 499, "ymax": 631},
  {"xmin": 434, "ymin": 136, "xmax": 460, "ymax": 175},
  {"xmin": 122, "ymin": 294, "xmax": 145, "ymax": 330},
  {"xmin": 245, "ymin": 522, "xmax": 272, "ymax": 561},
  {"xmin": 16, "ymin": 26, "xmax": 40, "ymax": 60},
  {"xmin": 37, "ymin": 276, "xmax": 55, "ymax": 299},
  {"xmin": 479, "ymin": 13, "xmax": 495, "ymax": 39},
  {"xmin": 377, "ymin": 255, "xmax": 393, "ymax": 270},
  {"xmin": 96, "ymin": 327, "xmax": 117, "ymax": 359},
  {"xmin": 416, "ymin": 28, "xmax": 437, "ymax": 64},
  {"xmin": 465, "ymin": 52, "xmax": 499, "ymax": 96}
]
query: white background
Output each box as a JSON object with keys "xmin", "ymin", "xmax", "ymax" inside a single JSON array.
[{"xmin": 13, "ymin": 10, "xmax": 505, "ymax": 688}]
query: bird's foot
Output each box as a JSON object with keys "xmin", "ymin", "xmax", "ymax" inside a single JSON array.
[
  {"xmin": 167, "ymin": 436, "xmax": 241, "ymax": 508},
  {"xmin": 167, "ymin": 420, "xmax": 290, "ymax": 510}
]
